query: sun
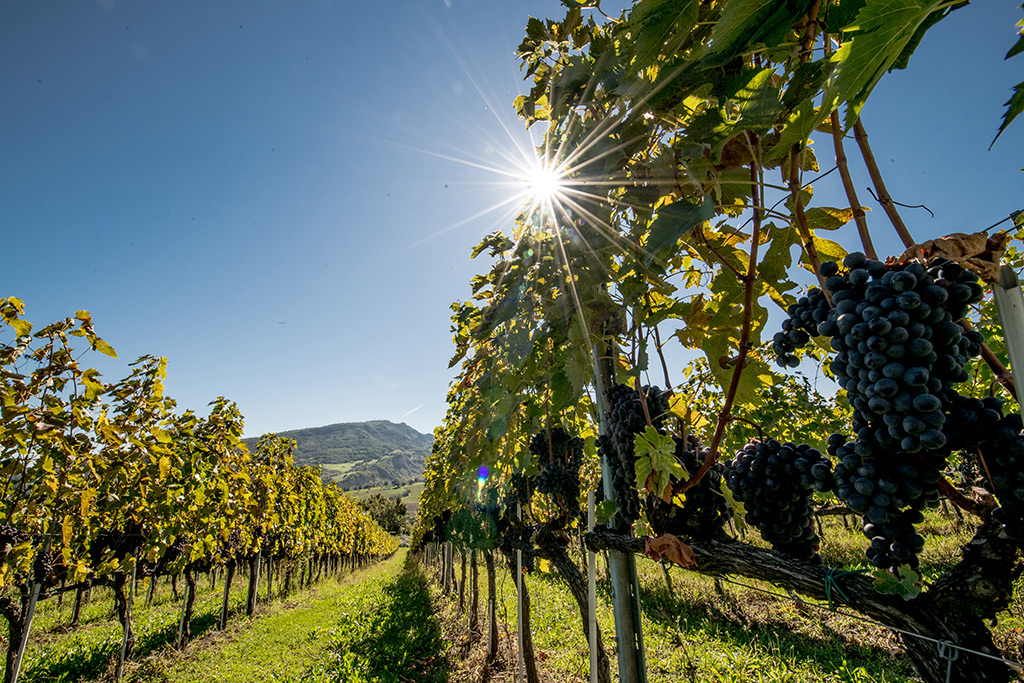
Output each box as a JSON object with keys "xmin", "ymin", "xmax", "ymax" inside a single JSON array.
[{"xmin": 524, "ymin": 162, "xmax": 565, "ymax": 204}]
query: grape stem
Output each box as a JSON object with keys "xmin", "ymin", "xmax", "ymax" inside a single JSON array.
[
  {"xmin": 959, "ymin": 318, "xmax": 1017, "ymax": 401},
  {"xmin": 724, "ymin": 416, "xmax": 765, "ymax": 442},
  {"xmin": 852, "ymin": 118, "xmax": 916, "ymax": 248},
  {"xmin": 785, "ymin": 0, "xmax": 830, "ymax": 299}
]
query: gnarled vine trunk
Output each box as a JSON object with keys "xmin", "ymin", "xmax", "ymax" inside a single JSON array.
[
  {"xmin": 1, "ymin": 593, "xmax": 25, "ymax": 683},
  {"xmin": 586, "ymin": 520, "xmax": 1023, "ymax": 683},
  {"xmin": 484, "ymin": 550, "xmax": 497, "ymax": 659},
  {"xmin": 534, "ymin": 534, "xmax": 612, "ymax": 683},
  {"xmin": 501, "ymin": 550, "xmax": 540, "ymax": 683}
]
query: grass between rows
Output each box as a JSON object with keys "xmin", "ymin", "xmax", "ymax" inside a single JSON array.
[{"xmin": 13, "ymin": 553, "xmax": 412, "ymax": 682}]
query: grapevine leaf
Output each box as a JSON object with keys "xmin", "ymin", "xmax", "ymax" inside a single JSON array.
[
  {"xmin": 872, "ymin": 566, "xmax": 922, "ymax": 599},
  {"xmin": 645, "ymin": 195, "xmax": 714, "ymax": 265},
  {"xmin": 633, "ymin": 426, "xmax": 683, "ymax": 500},
  {"xmin": 92, "ymin": 338, "xmax": 118, "ymax": 359},
  {"xmin": 706, "ymin": 0, "xmax": 815, "ymax": 59},
  {"xmin": 645, "ymin": 533, "xmax": 697, "ymax": 568},
  {"xmin": 993, "ymin": 80, "xmax": 1024, "ymax": 147},
  {"xmin": 550, "ymin": 371, "xmax": 574, "ymax": 411},
  {"xmin": 719, "ymin": 478, "xmax": 747, "ymax": 535},
  {"xmin": 595, "ymin": 500, "xmax": 619, "ymax": 526},
  {"xmin": 825, "ymin": 0, "xmax": 948, "ymax": 129},
  {"xmin": 803, "ymin": 235, "xmax": 848, "ymax": 271},
  {"xmin": 803, "ymin": 207, "xmax": 856, "ymax": 232},
  {"xmin": 626, "ymin": 0, "xmax": 699, "ymax": 74}
]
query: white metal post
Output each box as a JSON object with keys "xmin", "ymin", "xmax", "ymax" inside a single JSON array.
[{"xmin": 994, "ymin": 264, "xmax": 1024, "ymax": 425}]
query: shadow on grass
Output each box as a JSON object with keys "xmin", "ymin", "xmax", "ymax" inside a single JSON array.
[
  {"xmin": 635, "ymin": 569, "xmax": 916, "ymax": 680},
  {"xmin": 328, "ymin": 555, "xmax": 448, "ymax": 683}
]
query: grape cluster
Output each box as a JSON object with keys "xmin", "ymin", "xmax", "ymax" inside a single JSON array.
[
  {"xmin": 647, "ymin": 435, "xmax": 730, "ymax": 537},
  {"xmin": 499, "ymin": 522, "xmax": 536, "ymax": 573},
  {"xmin": 829, "ymin": 433, "xmax": 938, "ymax": 569},
  {"xmin": 165, "ymin": 536, "xmax": 192, "ymax": 565},
  {"xmin": 725, "ymin": 439, "xmax": 833, "ymax": 560},
  {"xmin": 504, "ymin": 471, "xmax": 533, "ymax": 509},
  {"xmin": 772, "ymin": 287, "xmax": 830, "ymax": 367},
  {"xmin": 815, "ymin": 255, "xmax": 983, "ymax": 454},
  {"xmin": 597, "ymin": 383, "xmax": 670, "ymax": 527},
  {"xmin": 530, "ymin": 428, "xmax": 584, "ymax": 519},
  {"xmin": 0, "ymin": 523, "xmax": 22, "ymax": 549},
  {"xmin": 33, "ymin": 547, "xmax": 54, "ymax": 584},
  {"xmin": 967, "ymin": 405, "xmax": 1024, "ymax": 539}
]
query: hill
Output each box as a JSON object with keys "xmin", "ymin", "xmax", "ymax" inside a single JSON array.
[{"xmin": 245, "ymin": 420, "xmax": 432, "ymax": 490}]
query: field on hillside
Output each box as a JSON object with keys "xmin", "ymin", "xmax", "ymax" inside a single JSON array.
[{"xmin": 344, "ymin": 480, "xmax": 425, "ymax": 514}]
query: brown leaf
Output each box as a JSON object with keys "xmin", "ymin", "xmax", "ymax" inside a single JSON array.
[
  {"xmin": 644, "ymin": 533, "xmax": 697, "ymax": 568},
  {"xmin": 897, "ymin": 231, "xmax": 1009, "ymax": 283}
]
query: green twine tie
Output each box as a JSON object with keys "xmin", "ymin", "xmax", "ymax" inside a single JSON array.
[{"xmin": 823, "ymin": 567, "xmax": 866, "ymax": 611}]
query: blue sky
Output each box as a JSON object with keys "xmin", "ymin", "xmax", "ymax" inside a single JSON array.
[{"xmin": 1, "ymin": 1, "xmax": 1021, "ymax": 438}]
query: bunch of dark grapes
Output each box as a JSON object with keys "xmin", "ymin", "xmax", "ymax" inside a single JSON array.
[
  {"xmin": 33, "ymin": 547, "xmax": 54, "ymax": 584},
  {"xmin": 961, "ymin": 402, "xmax": 1024, "ymax": 540},
  {"xmin": 0, "ymin": 523, "xmax": 21, "ymax": 549},
  {"xmin": 647, "ymin": 435, "xmax": 730, "ymax": 537},
  {"xmin": 530, "ymin": 428, "xmax": 584, "ymax": 519},
  {"xmin": 725, "ymin": 439, "xmax": 833, "ymax": 560},
  {"xmin": 498, "ymin": 521, "xmax": 536, "ymax": 573},
  {"xmin": 597, "ymin": 383, "xmax": 670, "ymax": 527},
  {"xmin": 0, "ymin": 524, "xmax": 21, "ymax": 564},
  {"xmin": 503, "ymin": 471, "xmax": 533, "ymax": 510},
  {"xmin": 768, "ymin": 252, "xmax": 991, "ymax": 570},
  {"xmin": 165, "ymin": 536, "xmax": 192, "ymax": 564},
  {"xmin": 772, "ymin": 287, "xmax": 830, "ymax": 367},
  {"xmin": 829, "ymin": 433, "xmax": 937, "ymax": 569}
]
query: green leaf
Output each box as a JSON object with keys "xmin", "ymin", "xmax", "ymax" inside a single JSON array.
[
  {"xmin": 10, "ymin": 319, "xmax": 31, "ymax": 338},
  {"xmin": 627, "ymin": 0, "xmax": 698, "ymax": 72},
  {"xmin": 92, "ymin": 338, "xmax": 118, "ymax": 359},
  {"xmin": 707, "ymin": 0, "xmax": 816, "ymax": 59},
  {"xmin": 633, "ymin": 426, "xmax": 683, "ymax": 499},
  {"xmin": 993, "ymin": 80, "xmax": 1024, "ymax": 147},
  {"xmin": 825, "ymin": 0, "xmax": 947, "ymax": 128},
  {"xmin": 550, "ymin": 371, "xmax": 574, "ymax": 411},
  {"xmin": 595, "ymin": 499, "xmax": 619, "ymax": 526},
  {"xmin": 811, "ymin": 235, "xmax": 847, "ymax": 265},
  {"xmin": 803, "ymin": 207, "xmax": 856, "ymax": 232},
  {"xmin": 645, "ymin": 195, "xmax": 714, "ymax": 264},
  {"xmin": 872, "ymin": 566, "xmax": 922, "ymax": 599}
]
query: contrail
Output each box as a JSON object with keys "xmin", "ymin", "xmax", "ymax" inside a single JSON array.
[{"xmin": 400, "ymin": 403, "xmax": 425, "ymax": 419}]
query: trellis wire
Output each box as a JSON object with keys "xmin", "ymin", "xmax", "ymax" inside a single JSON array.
[{"xmin": 707, "ymin": 573, "xmax": 1023, "ymax": 674}]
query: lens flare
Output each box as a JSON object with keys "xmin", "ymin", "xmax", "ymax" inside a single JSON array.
[{"xmin": 476, "ymin": 465, "xmax": 489, "ymax": 501}]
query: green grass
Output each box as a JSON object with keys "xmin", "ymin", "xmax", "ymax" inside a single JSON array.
[
  {"xmin": 149, "ymin": 552, "xmax": 413, "ymax": 682},
  {"xmin": 306, "ymin": 553, "xmax": 448, "ymax": 683},
  {"xmin": 12, "ymin": 556, "xmax": 401, "ymax": 683},
  {"xmin": 19, "ymin": 569, "xmax": 254, "ymax": 682},
  {"xmin": 321, "ymin": 462, "xmax": 361, "ymax": 477}
]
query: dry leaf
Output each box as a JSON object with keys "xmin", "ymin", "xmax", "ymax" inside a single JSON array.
[
  {"xmin": 897, "ymin": 231, "xmax": 1009, "ymax": 283},
  {"xmin": 645, "ymin": 533, "xmax": 697, "ymax": 568}
]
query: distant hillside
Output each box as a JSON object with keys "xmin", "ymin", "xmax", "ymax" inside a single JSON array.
[{"xmin": 244, "ymin": 420, "xmax": 432, "ymax": 490}]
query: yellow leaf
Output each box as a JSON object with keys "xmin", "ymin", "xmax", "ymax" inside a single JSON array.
[
  {"xmin": 80, "ymin": 489, "xmax": 96, "ymax": 517},
  {"xmin": 62, "ymin": 515, "xmax": 73, "ymax": 547},
  {"xmin": 158, "ymin": 456, "xmax": 170, "ymax": 480}
]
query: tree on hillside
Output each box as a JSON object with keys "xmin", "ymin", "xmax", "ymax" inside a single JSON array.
[{"xmin": 359, "ymin": 494, "xmax": 408, "ymax": 535}]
